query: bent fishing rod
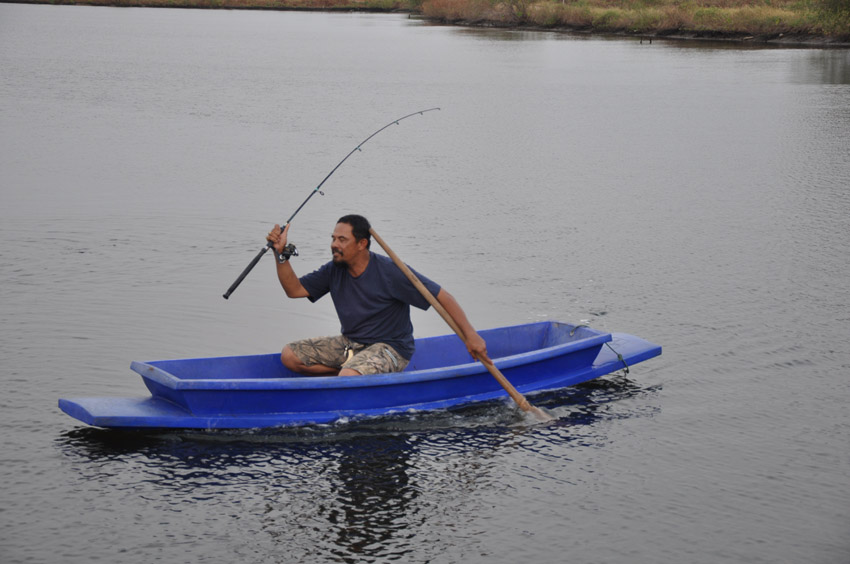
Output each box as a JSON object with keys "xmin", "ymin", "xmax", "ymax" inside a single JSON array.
[{"xmin": 223, "ymin": 107, "xmax": 440, "ymax": 299}]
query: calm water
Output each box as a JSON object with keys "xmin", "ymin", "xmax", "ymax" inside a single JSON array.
[{"xmin": 1, "ymin": 4, "xmax": 849, "ymax": 563}]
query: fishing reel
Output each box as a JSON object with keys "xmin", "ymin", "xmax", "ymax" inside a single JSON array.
[{"xmin": 275, "ymin": 243, "xmax": 298, "ymax": 264}]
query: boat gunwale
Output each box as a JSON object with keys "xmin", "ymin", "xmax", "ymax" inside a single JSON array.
[{"xmin": 132, "ymin": 322, "xmax": 613, "ymax": 392}]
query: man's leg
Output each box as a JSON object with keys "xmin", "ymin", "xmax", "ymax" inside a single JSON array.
[
  {"xmin": 282, "ymin": 335, "xmax": 350, "ymax": 376},
  {"xmin": 281, "ymin": 345, "xmax": 339, "ymax": 375}
]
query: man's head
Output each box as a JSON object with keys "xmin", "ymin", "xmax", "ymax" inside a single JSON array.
[
  {"xmin": 337, "ymin": 214, "xmax": 371, "ymax": 248},
  {"xmin": 332, "ymin": 214, "xmax": 371, "ymax": 266}
]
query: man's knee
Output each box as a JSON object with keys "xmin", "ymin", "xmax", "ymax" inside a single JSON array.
[{"xmin": 281, "ymin": 345, "xmax": 302, "ymax": 371}]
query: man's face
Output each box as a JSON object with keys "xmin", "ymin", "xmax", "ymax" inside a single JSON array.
[{"xmin": 331, "ymin": 222, "xmax": 363, "ymax": 265}]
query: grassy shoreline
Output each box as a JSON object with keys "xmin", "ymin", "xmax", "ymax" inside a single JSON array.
[{"xmin": 7, "ymin": 0, "xmax": 850, "ymax": 44}]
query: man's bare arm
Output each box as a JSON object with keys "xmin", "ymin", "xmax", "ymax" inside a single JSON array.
[{"xmin": 267, "ymin": 223, "xmax": 310, "ymax": 299}]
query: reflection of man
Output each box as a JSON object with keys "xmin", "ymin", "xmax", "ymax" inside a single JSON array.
[{"xmin": 267, "ymin": 214, "xmax": 488, "ymax": 376}]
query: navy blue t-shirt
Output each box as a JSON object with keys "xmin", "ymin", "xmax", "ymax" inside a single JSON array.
[{"xmin": 299, "ymin": 252, "xmax": 441, "ymax": 360}]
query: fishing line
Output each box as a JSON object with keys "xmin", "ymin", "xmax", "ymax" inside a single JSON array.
[{"xmin": 223, "ymin": 107, "xmax": 440, "ymax": 299}]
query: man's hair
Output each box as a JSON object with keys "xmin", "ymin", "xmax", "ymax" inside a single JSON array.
[{"xmin": 337, "ymin": 214, "xmax": 371, "ymax": 249}]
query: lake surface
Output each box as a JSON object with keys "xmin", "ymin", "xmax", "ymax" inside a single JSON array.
[{"xmin": 1, "ymin": 4, "xmax": 849, "ymax": 563}]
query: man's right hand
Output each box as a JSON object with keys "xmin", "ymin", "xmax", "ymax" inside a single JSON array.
[{"xmin": 266, "ymin": 223, "xmax": 290, "ymax": 255}]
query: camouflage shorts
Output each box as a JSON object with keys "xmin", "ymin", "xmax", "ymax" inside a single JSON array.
[{"xmin": 287, "ymin": 335, "xmax": 409, "ymax": 376}]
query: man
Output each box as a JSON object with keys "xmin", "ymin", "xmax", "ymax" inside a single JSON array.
[{"xmin": 267, "ymin": 214, "xmax": 489, "ymax": 376}]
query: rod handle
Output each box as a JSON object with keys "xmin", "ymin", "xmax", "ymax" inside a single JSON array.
[{"xmin": 222, "ymin": 244, "xmax": 271, "ymax": 299}]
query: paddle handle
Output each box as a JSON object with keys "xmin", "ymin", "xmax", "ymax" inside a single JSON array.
[{"xmin": 369, "ymin": 228, "xmax": 552, "ymax": 422}]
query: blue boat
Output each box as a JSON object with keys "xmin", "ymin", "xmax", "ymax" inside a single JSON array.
[{"xmin": 58, "ymin": 321, "xmax": 661, "ymax": 429}]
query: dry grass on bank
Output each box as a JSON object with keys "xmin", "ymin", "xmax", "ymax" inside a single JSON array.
[{"xmin": 421, "ymin": 0, "xmax": 850, "ymax": 38}]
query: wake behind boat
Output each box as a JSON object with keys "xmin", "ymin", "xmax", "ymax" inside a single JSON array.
[{"xmin": 59, "ymin": 321, "xmax": 661, "ymax": 429}]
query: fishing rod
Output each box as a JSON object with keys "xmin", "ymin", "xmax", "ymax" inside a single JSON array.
[{"xmin": 223, "ymin": 107, "xmax": 441, "ymax": 300}]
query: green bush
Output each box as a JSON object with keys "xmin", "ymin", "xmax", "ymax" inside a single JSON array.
[
  {"xmin": 820, "ymin": 0, "xmax": 849, "ymax": 12},
  {"xmin": 818, "ymin": 0, "xmax": 850, "ymax": 34}
]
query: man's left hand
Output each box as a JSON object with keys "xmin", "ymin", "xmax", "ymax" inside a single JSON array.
[{"xmin": 466, "ymin": 332, "xmax": 491, "ymax": 364}]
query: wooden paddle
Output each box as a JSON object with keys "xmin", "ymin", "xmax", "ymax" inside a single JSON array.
[{"xmin": 370, "ymin": 228, "xmax": 554, "ymax": 423}]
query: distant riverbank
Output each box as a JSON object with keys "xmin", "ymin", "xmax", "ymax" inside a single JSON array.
[{"xmin": 8, "ymin": 0, "xmax": 850, "ymax": 45}]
